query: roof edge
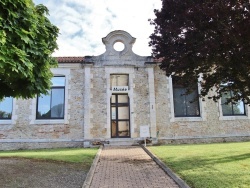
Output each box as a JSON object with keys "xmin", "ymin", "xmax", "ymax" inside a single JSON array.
[{"xmin": 55, "ymin": 56, "xmax": 85, "ymax": 63}]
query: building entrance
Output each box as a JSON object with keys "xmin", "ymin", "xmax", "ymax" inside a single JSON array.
[{"xmin": 111, "ymin": 94, "xmax": 130, "ymax": 138}]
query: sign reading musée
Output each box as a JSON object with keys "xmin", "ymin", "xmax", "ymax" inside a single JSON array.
[{"xmin": 112, "ymin": 86, "xmax": 128, "ymax": 93}]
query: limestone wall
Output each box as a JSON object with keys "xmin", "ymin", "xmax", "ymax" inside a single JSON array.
[
  {"xmin": 0, "ymin": 67, "xmax": 85, "ymax": 149},
  {"xmin": 89, "ymin": 67, "xmax": 107, "ymax": 138},
  {"xmin": 133, "ymin": 67, "xmax": 150, "ymax": 137},
  {"xmin": 154, "ymin": 66, "xmax": 250, "ymax": 142},
  {"xmin": 67, "ymin": 68, "xmax": 85, "ymax": 139}
]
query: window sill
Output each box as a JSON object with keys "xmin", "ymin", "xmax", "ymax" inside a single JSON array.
[
  {"xmin": 219, "ymin": 116, "xmax": 249, "ymax": 121},
  {"xmin": 171, "ymin": 117, "xmax": 204, "ymax": 122},
  {"xmin": 32, "ymin": 119, "xmax": 66, "ymax": 125},
  {"xmin": 0, "ymin": 120, "xmax": 12, "ymax": 125}
]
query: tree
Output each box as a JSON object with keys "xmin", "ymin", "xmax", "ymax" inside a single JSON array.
[
  {"xmin": 149, "ymin": 0, "xmax": 250, "ymax": 104},
  {"xmin": 221, "ymin": 91, "xmax": 243, "ymax": 115},
  {"xmin": 0, "ymin": 110, "xmax": 11, "ymax": 118},
  {"xmin": 0, "ymin": 0, "xmax": 59, "ymax": 100}
]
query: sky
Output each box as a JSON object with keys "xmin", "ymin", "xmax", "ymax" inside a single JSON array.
[{"xmin": 33, "ymin": 0, "xmax": 162, "ymax": 57}]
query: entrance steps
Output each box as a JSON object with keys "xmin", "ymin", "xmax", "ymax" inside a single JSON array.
[
  {"xmin": 105, "ymin": 138, "xmax": 140, "ymax": 146},
  {"xmin": 84, "ymin": 138, "xmax": 150, "ymax": 147}
]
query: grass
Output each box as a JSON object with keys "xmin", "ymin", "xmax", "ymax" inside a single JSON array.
[
  {"xmin": 149, "ymin": 142, "xmax": 250, "ymax": 188},
  {"xmin": 0, "ymin": 148, "xmax": 98, "ymax": 165}
]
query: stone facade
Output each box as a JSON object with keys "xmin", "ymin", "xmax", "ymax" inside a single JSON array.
[
  {"xmin": 0, "ymin": 30, "xmax": 250, "ymax": 150},
  {"xmin": 154, "ymin": 65, "xmax": 250, "ymax": 143},
  {"xmin": 90, "ymin": 67, "xmax": 107, "ymax": 138},
  {"xmin": 0, "ymin": 66, "xmax": 85, "ymax": 149}
]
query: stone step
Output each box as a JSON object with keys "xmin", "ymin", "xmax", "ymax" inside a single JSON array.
[
  {"xmin": 106, "ymin": 138, "xmax": 139, "ymax": 146},
  {"xmin": 84, "ymin": 138, "xmax": 151, "ymax": 147}
]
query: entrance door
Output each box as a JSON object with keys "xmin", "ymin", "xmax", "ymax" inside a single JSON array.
[{"xmin": 111, "ymin": 94, "xmax": 130, "ymax": 138}]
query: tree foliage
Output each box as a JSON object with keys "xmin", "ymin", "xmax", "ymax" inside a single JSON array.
[
  {"xmin": 0, "ymin": 0, "xmax": 59, "ymax": 100},
  {"xmin": 149, "ymin": 0, "xmax": 250, "ymax": 104}
]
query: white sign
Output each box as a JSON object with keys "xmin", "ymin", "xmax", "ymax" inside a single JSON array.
[
  {"xmin": 140, "ymin": 125, "xmax": 150, "ymax": 137},
  {"xmin": 112, "ymin": 86, "xmax": 128, "ymax": 93}
]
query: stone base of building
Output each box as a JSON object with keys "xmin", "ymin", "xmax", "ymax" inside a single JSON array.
[
  {"xmin": 0, "ymin": 140, "xmax": 84, "ymax": 151},
  {"xmin": 157, "ymin": 136, "xmax": 250, "ymax": 145},
  {"xmin": 1, "ymin": 136, "xmax": 250, "ymax": 150}
]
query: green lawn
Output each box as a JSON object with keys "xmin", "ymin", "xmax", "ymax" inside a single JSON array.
[
  {"xmin": 0, "ymin": 148, "xmax": 98, "ymax": 165},
  {"xmin": 149, "ymin": 142, "xmax": 250, "ymax": 188}
]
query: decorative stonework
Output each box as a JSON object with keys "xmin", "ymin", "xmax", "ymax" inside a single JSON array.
[
  {"xmin": 102, "ymin": 30, "xmax": 136, "ymax": 58},
  {"xmin": 84, "ymin": 30, "xmax": 155, "ymax": 141},
  {"xmin": 85, "ymin": 30, "xmax": 153, "ymax": 66}
]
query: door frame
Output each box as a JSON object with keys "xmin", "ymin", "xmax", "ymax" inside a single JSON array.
[{"xmin": 110, "ymin": 94, "xmax": 130, "ymax": 138}]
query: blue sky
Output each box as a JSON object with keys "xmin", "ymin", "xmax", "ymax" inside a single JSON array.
[{"xmin": 34, "ymin": 0, "xmax": 162, "ymax": 57}]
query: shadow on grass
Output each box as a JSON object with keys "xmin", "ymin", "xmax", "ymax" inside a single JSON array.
[
  {"xmin": 184, "ymin": 171, "xmax": 250, "ymax": 188},
  {"xmin": 162, "ymin": 152, "xmax": 250, "ymax": 171},
  {"xmin": 0, "ymin": 148, "xmax": 98, "ymax": 164},
  {"xmin": 160, "ymin": 153, "xmax": 250, "ymax": 188}
]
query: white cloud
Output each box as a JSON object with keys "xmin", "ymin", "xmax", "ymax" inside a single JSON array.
[{"xmin": 34, "ymin": 0, "xmax": 162, "ymax": 57}]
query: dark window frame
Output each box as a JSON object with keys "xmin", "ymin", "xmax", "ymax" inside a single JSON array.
[
  {"xmin": 36, "ymin": 76, "xmax": 65, "ymax": 120},
  {"xmin": 172, "ymin": 77, "xmax": 200, "ymax": 117},
  {"xmin": 221, "ymin": 90, "xmax": 246, "ymax": 116},
  {"xmin": 0, "ymin": 97, "xmax": 13, "ymax": 120}
]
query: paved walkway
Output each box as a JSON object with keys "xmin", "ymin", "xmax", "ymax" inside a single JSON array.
[{"xmin": 89, "ymin": 146, "xmax": 179, "ymax": 188}]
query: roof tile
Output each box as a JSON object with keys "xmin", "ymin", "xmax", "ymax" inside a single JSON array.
[{"xmin": 55, "ymin": 56, "xmax": 85, "ymax": 63}]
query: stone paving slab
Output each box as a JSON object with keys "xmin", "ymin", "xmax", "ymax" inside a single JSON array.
[{"xmin": 89, "ymin": 146, "xmax": 179, "ymax": 188}]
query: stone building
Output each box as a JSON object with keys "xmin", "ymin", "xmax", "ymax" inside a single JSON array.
[{"xmin": 0, "ymin": 30, "xmax": 250, "ymax": 150}]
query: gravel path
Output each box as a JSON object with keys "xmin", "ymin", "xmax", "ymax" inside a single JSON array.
[{"xmin": 0, "ymin": 158, "xmax": 88, "ymax": 188}]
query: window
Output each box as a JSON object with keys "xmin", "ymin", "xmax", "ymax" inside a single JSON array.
[
  {"xmin": 221, "ymin": 91, "xmax": 245, "ymax": 116},
  {"xmin": 110, "ymin": 74, "xmax": 129, "ymax": 88},
  {"xmin": 172, "ymin": 77, "xmax": 200, "ymax": 117},
  {"xmin": 0, "ymin": 97, "xmax": 12, "ymax": 119},
  {"xmin": 36, "ymin": 76, "xmax": 65, "ymax": 119}
]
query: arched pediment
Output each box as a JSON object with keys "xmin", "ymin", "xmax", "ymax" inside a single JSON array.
[{"xmin": 85, "ymin": 30, "xmax": 153, "ymax": 67}]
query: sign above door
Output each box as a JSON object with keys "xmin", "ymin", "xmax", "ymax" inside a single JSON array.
[{"xmin": 112, "ymin": 86, "xmax": 128, "ymax": 93}]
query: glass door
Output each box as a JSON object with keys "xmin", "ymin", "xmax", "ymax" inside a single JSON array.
[{"xmin": 111, "ymin": 94, "xmax": 130, "ymax": 138}]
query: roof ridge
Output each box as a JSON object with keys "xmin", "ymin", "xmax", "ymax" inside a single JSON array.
[{"xmin": 55, "ymin": 56, "xmax": 85, "ymax": 63}]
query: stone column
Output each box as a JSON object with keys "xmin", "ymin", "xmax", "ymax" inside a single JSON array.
[
  {"xmin": 147, "ymin": 65, "xmax": 157, "ymax": 138},
  {"xmin": 83, "ymin": 65, "xmax": 92, "ymax": 146}
]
